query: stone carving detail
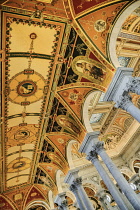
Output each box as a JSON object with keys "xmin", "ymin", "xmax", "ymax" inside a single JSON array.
[
  {"xmin": 87, "ymin": 150, "xmax": 98, "ymax": 163},
  {"xmin": 116, "ymin": 91, "xmax": 132, "ymax": 110},
  {"xmin": 127, "ymin": 77, "xmax": 140, "ymax": 95},
  {"xmin": 93, "ymin": 141, "xmax": 105, "ymax": 153},
  {"xmin": 73, "ymin": 177, "xmax": 82, "ymax": 186},
  {"xmin": 69, "ymin": 184, "xmax": 78, "ymax": 193}
]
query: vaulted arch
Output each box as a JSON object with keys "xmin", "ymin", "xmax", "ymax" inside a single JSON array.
[{"xmin": 108, "ymin": 1, "xmax": 140, "ymax": 68}]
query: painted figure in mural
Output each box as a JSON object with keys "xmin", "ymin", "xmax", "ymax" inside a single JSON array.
[
  {"xmin": 76, "ymin": 62, "xmax": 105, "ymax": 81},
  {"xmin": 59, "ymin": 117, "xmax": 81, "ymax": 135},
  {"xmin": 39, "ymin": 176, "xmax": 53, "ymax": 188},
  {"xmin": 94, "ymin": 20, "xmax": 106, "ymax": 32}
]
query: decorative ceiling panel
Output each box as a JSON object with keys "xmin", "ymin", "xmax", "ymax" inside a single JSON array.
[
  {"xmin": 2, "ymin": 11, "xmax": 68, "ymax": 190},
  {"xmin": 57, "ymin": 86, "xmax": 95, "ymax": 119},
  {"xmin": 0, "ymin": 195, "xmax": 15, "ymax": 210},
  {"xmin": 2, "ymin": 0, "xmax": 67, "ymax": 19},
  {"xmin": 77, "ymin": 2, "xmax": 128, "ymax": 56},
  {"xmin": 0, "ymin": 1, "xmax": 139, "ymax": 207},
  {"xmin": 25, "ymin": 186, "xmax": 46, "ymax": 207},
  {"xmin": 70, "ymin": 0, "xmax": 108, "ymax": 16}
]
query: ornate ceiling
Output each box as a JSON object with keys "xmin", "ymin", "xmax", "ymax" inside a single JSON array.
[{"xmin": 0, "ymin": 0, "xmax": 139, "ymax": 209}]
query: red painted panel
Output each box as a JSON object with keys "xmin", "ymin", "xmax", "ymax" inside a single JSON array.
[
  {"xmin": 0, "ymin": 196, "xmax": 14, "ymax": 210},
  {"xmin": 25, "ymin": 187, "xmax": 45, "ymax": 206},
  {"xmin": 72, "ymin": 0, "xmax": 107, "ymax": 15}
]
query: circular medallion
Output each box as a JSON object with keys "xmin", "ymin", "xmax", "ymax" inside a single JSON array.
[
  {"xmin": 30, "ymin": 32, "xmax": 37, "ymax": 40},
  {"xmin": 17, "ymin": 80, "xmax": 37, "ymax": 97},
  {"xmin": 94, "ymin": 19, "xmax": 106, "ymax": 32},
  {"xmin": 14, "ymin": 130, "xmax": 30, "ymax": 140},
  {"xmin": 9, "ymin": 71, "xmax": 46, "ymax": 105},
  {"xmin": 7, "ymin": 157, "xmax": 31, "ymax": 173},
  {"xmin": 57, "ymin": 138, "xmax": 64, "ymax": 144}
]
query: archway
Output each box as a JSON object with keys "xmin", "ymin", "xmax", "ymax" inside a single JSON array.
[
  {"xmin": 66, "ymin": 139, "xmax": 78, "ymax": 169},
  {"xmin": 56, "ymin": 169, "xmax": 65, "ymax": 193},
  {"xmin": 108, "ymin": 1, "xmax": 140, "ymax": 68},
  {"xmin": 48, "ymin": 190, "xmax": 54, "ymax": 209},
  {"xmin": 25, "ymin": 200, "xmax": 50, "ymax": 210}
]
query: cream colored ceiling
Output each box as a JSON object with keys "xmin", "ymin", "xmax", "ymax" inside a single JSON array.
[{"xmin": 1, "ymin": 12, "xmax": 67, "ymax": 190}]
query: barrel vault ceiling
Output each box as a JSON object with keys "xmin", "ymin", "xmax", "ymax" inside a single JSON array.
[{"xmin": 0, "ymin": 0, "xmax": 140, "ymax": 209}]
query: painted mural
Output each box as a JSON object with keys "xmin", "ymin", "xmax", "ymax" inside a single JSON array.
[{"xmin": 0, "ymin": 0, "xmax": 139, "ymax": 209}]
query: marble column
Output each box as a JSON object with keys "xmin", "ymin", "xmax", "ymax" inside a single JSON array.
[
  {"xmin": 69, "ymin": 184, "xmax": 86, "ymax": 210},
  {"xmin": 87, "ymin": 151, "xmax": 128, "ymax": 210},
  {"xmin": 73, "ymin": 177, "xmax": 94, "ymax": 210},
  {"xmin": 54, "ymin": 192, "xmax": 69, "ymax": 210},
  {"xmin": 64, "ymin": 169, "xmax": 94, "ymax": 210},
  {"xmin": 116, "ymin": 91, "xmax": 140, "ymax": 123},
  {"xmin": 93, "ymin": 141, "xmax": 140, "ymax": 210},
  {"xmin": 127, "ymin": 77, "xmax": 140, "ymax": 95}
]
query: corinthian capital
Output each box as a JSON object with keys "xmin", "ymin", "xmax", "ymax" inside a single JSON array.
[
  {"xmin": 73, "ymin": 177, "xmax": 82, "ymax": 187},
  {"xmin": 116, "ymin": 91, "xmax": 132, "ymax": 110},
  {"xmin": 69, "ymin": 184, "xmax": 78, "ymax": 193},
  {"xmin": 87, "ymin": 150, "xmax": 98, "ymax": 163},
  {"xmin": 93, "ymin": 141, "xmax": 105, "ymax": 153},
  {"xmin": 127, "ymin": 77, "xmax": 140, "ymax": 95}
]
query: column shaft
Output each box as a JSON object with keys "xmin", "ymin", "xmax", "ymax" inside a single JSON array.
[
  {"xmin": 76, "ymin": 184, "xmax": 94, "ymax": 210},
  {"xmin": 98, "ymin": 149, "xmax": 140, "ymax": 210},
  {"xmin": 70, "ymin": 184, "xmax": 87, "ymax": 210},
  {"xmin": 126, "ymin": 103, "xmax": 140, "ymax": 123},
  {"xmin": 75, "ymin": 190, "xmax": 87, "ymax": 210},
  {"xmin": 89, "ymin": 153, "xmax": 128, "ymax": 210}
]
